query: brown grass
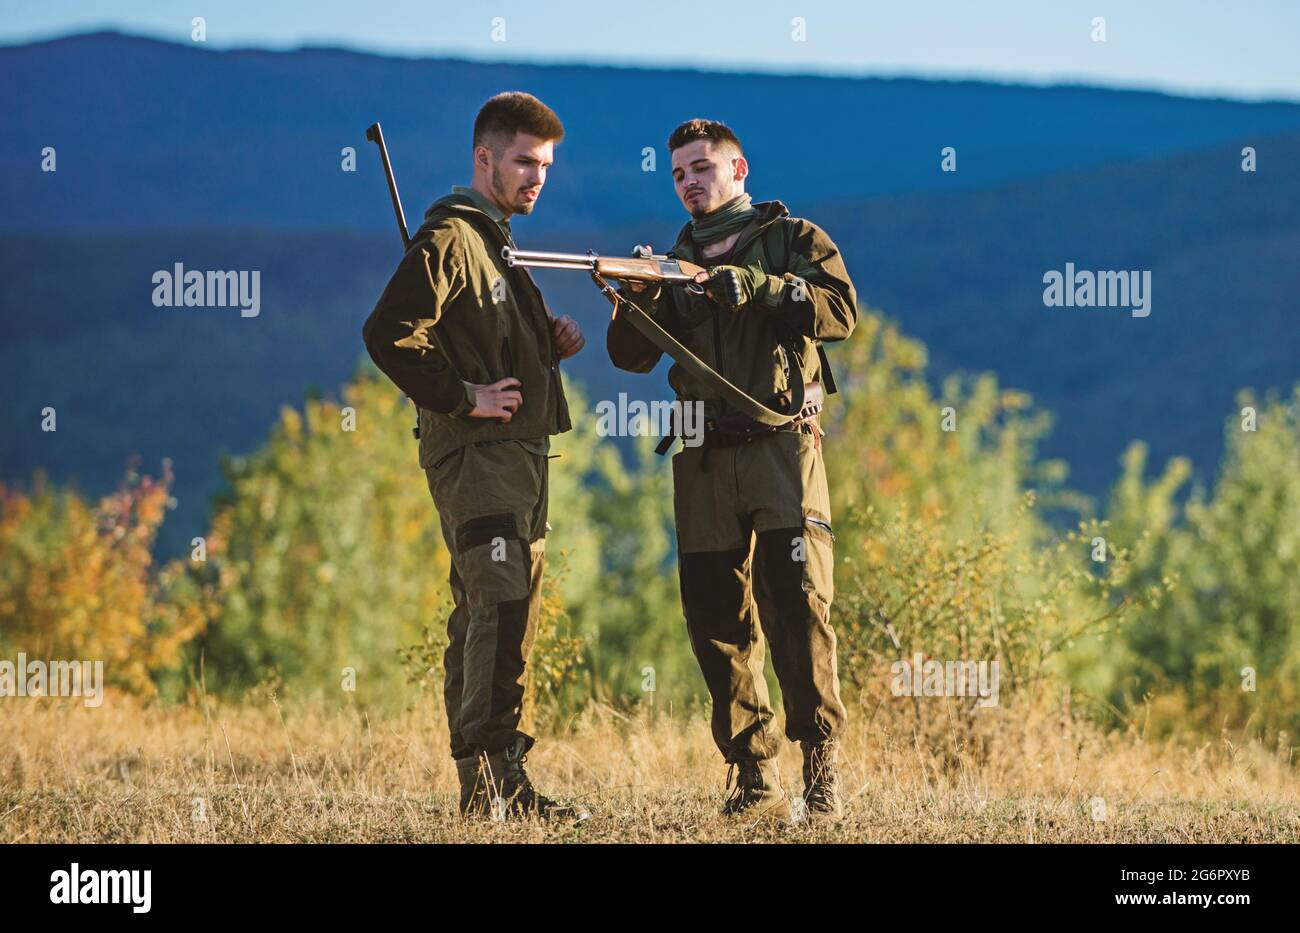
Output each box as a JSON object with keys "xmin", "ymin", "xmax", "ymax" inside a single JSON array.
[{"xmin": 2, "ymin": 691, "xmax": 1297, "ymax": 843}]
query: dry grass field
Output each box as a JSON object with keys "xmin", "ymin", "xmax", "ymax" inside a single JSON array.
[{"xmin": 2, "ymin": 692, "xmax": 1297, "ymax": 843}]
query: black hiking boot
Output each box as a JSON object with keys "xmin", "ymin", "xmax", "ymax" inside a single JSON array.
[{"xmin": 471, "ymin": 737, "xmax": 590, "ymax": 825}]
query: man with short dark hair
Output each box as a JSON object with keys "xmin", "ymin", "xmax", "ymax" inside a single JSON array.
[
  {"xmin": 364, "ymin": 91, "xmax": 588, "ymax": 823},
  {"xmin": 609, "ymin": 118, "xmax": 857, "ymax": 822}
]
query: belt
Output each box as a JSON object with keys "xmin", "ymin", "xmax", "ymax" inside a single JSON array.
[
  {"xmin": 655, "ymin": 381, "xmax": 825, "ymax": 455},
  {"xmin": 699, "ymin": 419, "xmax": 819, "ymax": 448}
]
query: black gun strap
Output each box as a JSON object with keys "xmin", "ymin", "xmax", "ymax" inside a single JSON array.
[
  {"xmin": 595, "ymin": 272, "xmax": 804, "ymax": 428},
  {"xmin": 817, "ymin": 344, "xmax": 837, "ymax": 394}
]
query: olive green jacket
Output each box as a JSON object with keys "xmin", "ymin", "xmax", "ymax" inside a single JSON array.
[
  {"xmin": 363, "ymin": 190, "xmax": 572, "ymax": 467},
  {"xmin": 605, "ymin": 200, "xmax": 856, "ymax": 424}
]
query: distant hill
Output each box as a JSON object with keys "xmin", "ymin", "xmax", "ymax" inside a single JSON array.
[
  {"xmin": 2, "ymin": 32, "xmax": 1298, "ymax": 554},
  {"xmin": 815, "ymin": 132, "xmax": 1300, "ymax": 494},
  {"xmin": 5, "ymin": 31, "xmax": 1300, "ymax": 233}
]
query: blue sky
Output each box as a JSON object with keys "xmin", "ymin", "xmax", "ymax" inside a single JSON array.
[{"xmin": 5, "ymin": 0, "xmax": 1299, "ymax": 102}]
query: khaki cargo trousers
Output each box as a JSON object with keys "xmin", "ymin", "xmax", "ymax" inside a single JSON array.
[
  {"xmin": 672, "ymin": 427, "xmax": 847, "ymax": 762},
  {"xmin": 425, "ymin": 438, "xmax": 549, "ymax": 760}
]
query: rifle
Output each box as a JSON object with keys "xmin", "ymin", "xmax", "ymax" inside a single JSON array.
[
  {"xmin": 502, "ymin": 247, "xmax": 708, "ymax": 296},
  {"xmin": 363, "ymin": 122, "xmax": 808, "ymax": 433},
  {"xmin": 364, "ymin": 120, "xmax": 420, "ymax": 439},
  {"xmin": 365, "ymin": 122, "xmax": 411, "ymax": 249},
  {"xmin": 503, "ymin": 246, "xmax": 807, "ymax": 428}
]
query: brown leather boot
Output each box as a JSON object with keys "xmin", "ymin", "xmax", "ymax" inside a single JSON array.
[
  {"xmin": 801, "ymin": 739, "xmax": 844, "ymax": 821},
  {"xmin": 723, "ymin": 758, "xmax": 792, "ymax": 822}
]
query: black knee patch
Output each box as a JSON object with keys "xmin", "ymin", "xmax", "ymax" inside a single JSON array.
[
  {"xmin": 455, "ymin": 513, "xmax": 519, "ymax": 551},
  {"xmin": 756, "ymin": 527, "xmax": 807, "ymax": 581},
  {"xmin": 454, "ymin": 514, "xmax": 531, "ymax": 611},
  {"xmin": 757, "ymin": 523, "xmax": 834, "ymax": 610},
  {"xmin": 679, "ymin": 548, "xmax": 753, "ymax": 638},
  {"xmin": 489, "ymin": 595, "xmax": 532, "ymax": 719}
]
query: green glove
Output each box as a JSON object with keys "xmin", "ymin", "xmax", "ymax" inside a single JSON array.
[{"xmin": 702, "ymin": 264, "xmax": 771, "ymax": 311}]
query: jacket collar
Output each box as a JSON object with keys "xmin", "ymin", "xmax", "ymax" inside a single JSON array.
[
  {"xmin": 423, "ymin": 187, "xmax": 514, "ymax": 246},
  {"xmin": 448, "ymin": 185, "xmax": 510, "ymax": 226}
]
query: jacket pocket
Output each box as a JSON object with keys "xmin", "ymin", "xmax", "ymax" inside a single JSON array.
[
  {"xmin": 804, "ymin": 513, "xmax": 835, "ymax": 544},
  {"xmin": 430, "ymin": 446, "xmax": 461, "ymax": 471},
  {"xmin": 800, "ymin": 512, "xmax": 835, "ymax": 607},
  {"xmin": 452, "ymin": 513, "xmax": 530, "ymax": 609}
]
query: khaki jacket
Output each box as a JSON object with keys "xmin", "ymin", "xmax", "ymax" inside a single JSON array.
[
  {"xmin": 363, "ymin": 191, "xmax": 572, "ymax": 467},
  {"xmin": 606, "ymin": 200, "xmax": 856, "ymax": 424}
]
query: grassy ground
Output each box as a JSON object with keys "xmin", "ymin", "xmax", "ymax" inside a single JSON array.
[{"xmin": 2, "ymin": 692, "xmax": 1297, "ymax": 843}]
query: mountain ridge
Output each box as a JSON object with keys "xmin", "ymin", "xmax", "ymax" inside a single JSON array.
[
  {"xmin": 2, "ymin": 32, "xmax": 1296, "ymax": 554},
  {"xmin": 6, "ymin": 31, "xmax": 1300, "ymax": 232}
]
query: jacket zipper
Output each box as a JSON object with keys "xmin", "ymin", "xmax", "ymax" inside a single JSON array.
[
  {"xmin": 520, "ymin": 266, "xmax": 564, "ymax": 434},
  {"xmin": 698, "ymin": 226, "xmax": 768, "ymax": 385},
  {"xmin": 520, "ymin": 273, "xmax": 563, "ymax": 433},
  {"xmin": 702, "ymin": 240, "xmax": 742, "ymax": 404},
  {"xmin": 699, "ymin": 221, "xmax": 782, "ymax": 405},
  {"xmin": 487, "ymin": 211, "xmax": 559, "ymax": 430}
]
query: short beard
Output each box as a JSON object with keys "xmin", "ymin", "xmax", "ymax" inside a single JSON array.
[
  {"xmin": 685, "ymin": 189, "xmax": 717, "ymax": 218},
  {"xmin": 490, "ymin": 162, "xmax": 534, "ymax": 215}
]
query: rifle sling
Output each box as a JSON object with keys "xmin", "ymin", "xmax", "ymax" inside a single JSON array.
[{"xmin": 594, "ymin": 272, "xmax": 805, "ymax": 428}]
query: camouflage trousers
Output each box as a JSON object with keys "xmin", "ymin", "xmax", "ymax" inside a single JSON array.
[
  {"xmin": 672, "ymin": 427, "xmax": 846, "ymax": 761},
  {"xmin": 425, "ymin": 438, "xmax": 549, "ymax": 760}
]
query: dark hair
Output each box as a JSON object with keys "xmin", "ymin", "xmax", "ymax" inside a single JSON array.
[
  {"xmin": 473, "ymin": 92, "xmax": 564, "ymax": 153},
  {"xmin": 666, "ymin": 118, "xmax": 744, "ymax": 155}
]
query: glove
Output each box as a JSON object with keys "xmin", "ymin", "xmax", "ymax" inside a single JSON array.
[{"xmin": 701, "ymin": 264, "xmax": 770, "ymax": 311}]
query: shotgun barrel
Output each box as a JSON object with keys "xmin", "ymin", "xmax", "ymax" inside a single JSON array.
[{"xmin": 502, "ymin": 247, "xmax": 706, "ymax": 290}]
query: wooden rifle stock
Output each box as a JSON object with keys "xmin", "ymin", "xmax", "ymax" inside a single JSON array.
[{"xmin": 592, "ymin": 255, "xmax": 707, "ymax": 284}]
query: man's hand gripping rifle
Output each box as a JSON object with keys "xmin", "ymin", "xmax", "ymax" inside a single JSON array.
[
  {"xmin": 501, "ymin": 246, "xmax": 807, "ymax": 430},
  {"xmin": 502, "ymin": 246, "xmax": 706, "ymax": 319}
]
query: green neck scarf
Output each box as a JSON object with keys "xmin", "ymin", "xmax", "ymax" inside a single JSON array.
[{"xmin": 690, "ymin": 193, "xmax": 755, "ymax": 246}]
